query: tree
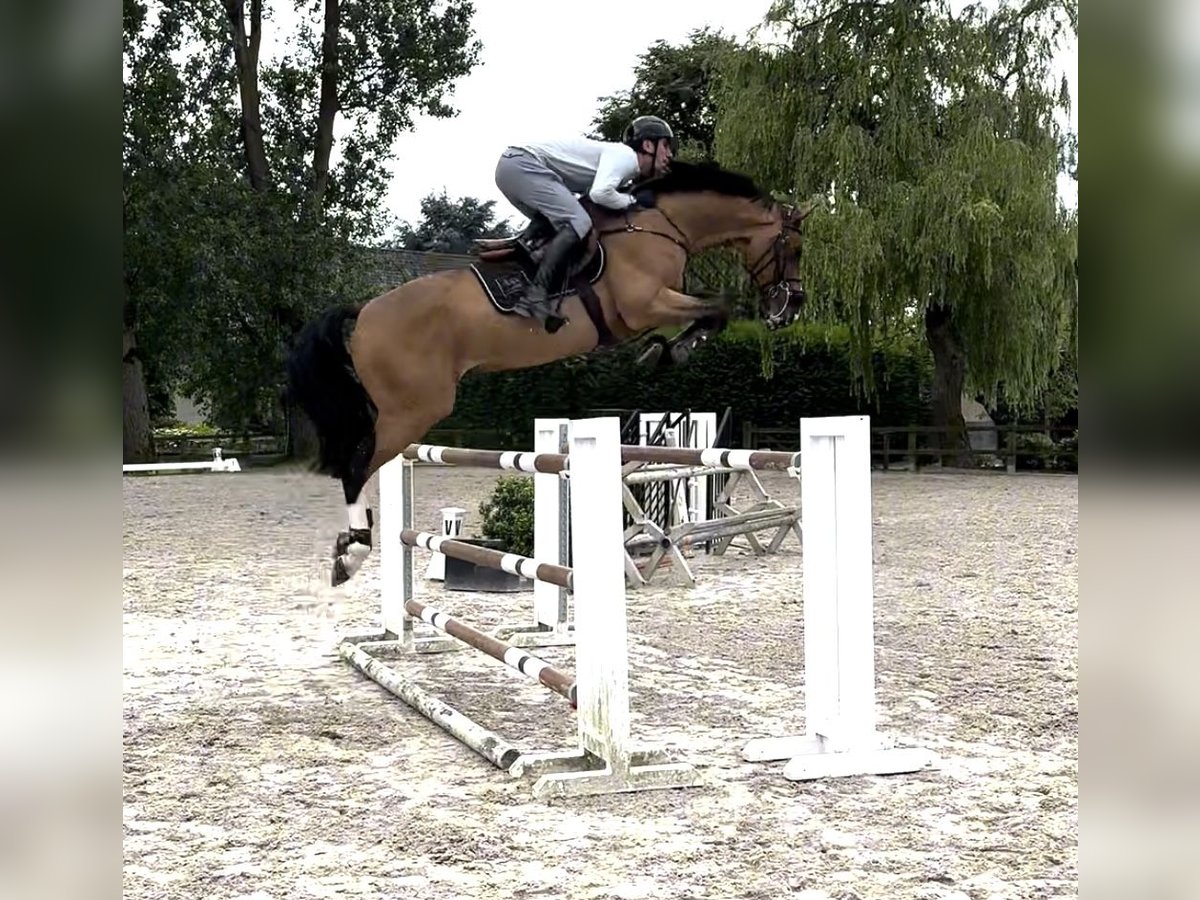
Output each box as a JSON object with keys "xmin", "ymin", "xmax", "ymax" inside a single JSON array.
[
  {"xmin": 591, "ymin": 28, "xmax": 754, "ymax": 317},
  {"xmin": 392, "ymin": 190, "xmax": 512, "ymax": 253},
  {"xmin": 713, "ymin": 0, "xmax": 1078, "ymax": 456},
  {"xmin": 123, "ymin": 0, "xmax": 482, "ymax": 457},
  {"xmin": 589, "ymin": 27, "xmax": 738, "ymax": 161}
]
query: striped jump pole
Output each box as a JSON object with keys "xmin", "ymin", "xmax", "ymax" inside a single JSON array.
[
  {"xmin": 400, "ymin": 529, "xmax": 573, "ymax": 591},
  {"xmin": 404, "ymin": 443, "xmax": 568, "ymax": 474},
  {"xmin": 618, "ymin": 445, "xmax": 800, "ymax": 472},
  {"xmin": 404, "ymin": 598, "xmax": 577, "ymax": 705},
  {"xmin": 338, "ymin": 639, "xmax": 522, "ymax": 770},
  {"xmin": 402, "ymin": 442, "xmax": 799, "ymax": 474}
]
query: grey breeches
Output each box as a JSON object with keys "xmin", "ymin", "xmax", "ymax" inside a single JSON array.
[{"xmin": 494, "ymin": 148, "xmax": 592, "ymax": 239}]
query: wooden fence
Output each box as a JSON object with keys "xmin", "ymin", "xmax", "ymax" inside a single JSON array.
[
  {"xmin": 742, "ymin": 422, "xmax": 1077, "ymax": 473},
  {"xmin": 141, "ymin": 421, "xmax": 1077, "ymax": 474}
]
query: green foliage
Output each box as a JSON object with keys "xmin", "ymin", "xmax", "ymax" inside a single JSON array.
[
  {"xmin": 391, "ymin": 191, "xmax": 513, "ymax": 253},
  {"xmin": 712, "ymin": 0, "xmax": 1078, "ymax": 412},
  {"xmin": 478, "ymin": 476, "xmax": 535, "ymax": 557},
  {"xmin": 589, "ymin": 27, "xmax": 739, "ymax": 160},
  {"xmin": 123, "ymin": 0, "xmax": 482, "ymax": 432},
  {"xmin": 1017, "ymin": 429, "xmax": 1077, "ymax": 471},
  {"xmin": 152, "ymin": 423, "xmax": 220, "ymax": 437},
  {"xmin": 991, "ymin": 344, "xmax": 1077, "ymax": 426},
  {"xmin": 442, "ymin": 321, "xmax": 934, "ymax": 444}
]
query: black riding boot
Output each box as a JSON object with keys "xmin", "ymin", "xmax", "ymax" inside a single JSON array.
[{"xmin": 524, "ymin": 226, "xmax": 581, "ymax": 328}]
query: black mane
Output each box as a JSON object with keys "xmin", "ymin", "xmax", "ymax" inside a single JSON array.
[{"xmin": 640, "ymin": 160, "xmax": 770, "ymax": 202}]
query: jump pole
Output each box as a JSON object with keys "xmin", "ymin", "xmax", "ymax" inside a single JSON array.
[
  {"xmin": 122, "ymin": 447, "xmax": 241, "ymax": 475},
  {"xmin": 742, "ymin": 415, "xmax": 937, "ymax": 781},
  {"xmin": 344, "ymin": 417, "xmax": 700, "ymax": 799}
]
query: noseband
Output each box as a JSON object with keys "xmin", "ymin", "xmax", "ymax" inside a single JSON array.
[{"xmin": 746, "ymin": 222, "xmax": 806, "ymax": 325}]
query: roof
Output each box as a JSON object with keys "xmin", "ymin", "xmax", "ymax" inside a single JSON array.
[{"xmin": 363, "ymin": 247, "xmax": 476, "ymax": 291}]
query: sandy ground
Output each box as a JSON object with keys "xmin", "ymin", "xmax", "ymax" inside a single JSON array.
[{"xmin": 123, "ymin": 463, "xmax": 1077, "ymax": 900}]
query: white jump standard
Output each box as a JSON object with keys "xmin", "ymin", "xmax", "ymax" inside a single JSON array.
[
  {"xmin": 339, "ymin": 414, "xmax": 933, "ymax": 797},
  {"xmin": 341, "ymin": 417, "xmax": 702, "ymax": 800},
  {"xmin": 742, "ymin": 416, "xmax": 937, "ymax": 781}
]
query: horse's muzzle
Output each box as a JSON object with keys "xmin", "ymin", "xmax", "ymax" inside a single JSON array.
[{"xmin": 764, "ymin": 283, "xmax": 805, "ymax": 330}]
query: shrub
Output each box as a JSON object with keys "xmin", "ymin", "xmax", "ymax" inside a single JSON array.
[{"xmin": 478, "ymin": 476, "xmax": 535, "ymax": 556}]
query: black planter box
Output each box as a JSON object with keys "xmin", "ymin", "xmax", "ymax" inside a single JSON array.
[{"xmin": 443, "ymin": 538, "xmax": 533, "ymax": 593}]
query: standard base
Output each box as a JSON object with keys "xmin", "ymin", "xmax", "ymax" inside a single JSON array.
[
  {"xmin": 742, "ymin": 733, "xmax": 937, "ymax": 781},
  {"xmin": 513, "ymin": 748, "xmax": 702, "ymax": 800}
]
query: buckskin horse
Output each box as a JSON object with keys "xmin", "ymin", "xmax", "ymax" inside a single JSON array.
[{"xmin": 286, "ymin": 160, "xmax": 810, "ymax": 586}]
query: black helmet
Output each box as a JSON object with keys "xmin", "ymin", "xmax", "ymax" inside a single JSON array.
[{"xmin": 623, "ymin": 115, "xmax": 675, "ymax": 151}]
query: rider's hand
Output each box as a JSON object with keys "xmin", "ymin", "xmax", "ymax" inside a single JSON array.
[{"xmin": 632, "ymin": 189, "xmax": 655, "ymax": 209}]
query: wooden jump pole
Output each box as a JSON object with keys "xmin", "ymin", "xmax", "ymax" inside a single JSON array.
[{"xmin": 402, "ymin": 597, "xmax": 576, "ymax": 705}]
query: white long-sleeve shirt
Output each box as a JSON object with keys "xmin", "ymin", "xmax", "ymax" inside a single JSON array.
[{"xmin": 513, "ymin": 136, "xmax": 640, "ymax": 210}]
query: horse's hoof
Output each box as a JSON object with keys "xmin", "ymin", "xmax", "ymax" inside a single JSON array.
[
  {"xmin": 638, "ymin": 343, "xmax": 667, "ymax": 367},
  {"xmin": 331, "ymin": 558, "xmax": 350, "ymax": 587},
  {"xmin": 637, "ymin": 335, "xmax": 671, "ymax": 367}
]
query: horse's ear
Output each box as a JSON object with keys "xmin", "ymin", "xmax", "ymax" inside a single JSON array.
[{"xmin": 792, "ymin": 197, "xmax": 823, "ymax": 222}]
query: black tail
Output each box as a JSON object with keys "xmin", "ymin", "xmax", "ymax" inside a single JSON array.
[{"xmin": 285, "ymin": 304, "xmax": 376, "ymax": 484}]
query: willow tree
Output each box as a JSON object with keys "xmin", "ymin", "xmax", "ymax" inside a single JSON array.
[{"xmin": 714, "ymin": 0, "xmax": 1077, "ymax": 448}]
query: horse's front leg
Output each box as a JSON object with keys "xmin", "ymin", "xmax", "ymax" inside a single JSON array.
[
  {"xmin": 630, "ymin": 288, "xmax": 729, "ymax": 368},
  {"xmin": 632, "ymin": 287, "xmax": 727, "ymax": 327},
  {"xmin": 666, "ymin": 311, "xmax": 728, "ymax": 365}
]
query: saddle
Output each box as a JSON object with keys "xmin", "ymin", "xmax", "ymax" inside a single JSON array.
[{"xmin": 468, "ymin": 200, "xmax": 629, "ymax": 342}]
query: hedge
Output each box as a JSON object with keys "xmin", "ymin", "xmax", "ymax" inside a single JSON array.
[{"xmin": 442, "ymin": 321, "xmax": 934, "ymax": 446}]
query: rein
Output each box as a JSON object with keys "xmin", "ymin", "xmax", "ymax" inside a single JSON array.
[{"xmin": 596, "ymin": 206, "xmax": 692, "ymax": 254}]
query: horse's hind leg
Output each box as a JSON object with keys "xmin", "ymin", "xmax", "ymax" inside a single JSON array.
[
  {"xmin": 330, "ymin": 400, "xmax": 456, "ymax": 587},
  {"xmin": 331, "ymin": 432, "xmax": 378, "ymax": 587}
]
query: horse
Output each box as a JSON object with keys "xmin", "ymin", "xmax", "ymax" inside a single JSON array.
[{"xmin": 285, "ymin": 160, "xmax": 810, "ymax": 587}]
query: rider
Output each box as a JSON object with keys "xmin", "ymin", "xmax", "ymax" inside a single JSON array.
[{"xmin": 493, "ymin": 115, "xmax": 676, "ymax": 313}]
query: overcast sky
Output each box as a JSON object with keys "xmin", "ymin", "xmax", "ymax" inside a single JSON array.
[
  {"xmin": 376, "ymin": 0, "xmax": 774, "ymax": 229},
  {"xmin": 271, "ymin": 0, "xmax": 1078, "ymax": 230}
]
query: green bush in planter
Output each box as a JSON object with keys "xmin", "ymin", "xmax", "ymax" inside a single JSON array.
[{"xmin": 479, "ymin": 476, "xmax": 535, "ymax": 557}]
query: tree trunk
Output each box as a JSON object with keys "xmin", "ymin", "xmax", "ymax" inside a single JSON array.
[
  {"xmin": 123, "ymin": 324, "xmax": 155, "ymax": 463},
  {"xmin": 224, "ymin": 0, "xmax": 270, "ymax": 191},
  {"xmin": 924, "ymin": 304, "xmax": 970, "ymax": 467},
  {"xmin": 311, "ymin": 0, "xmax": 340, "ymax": 210}
]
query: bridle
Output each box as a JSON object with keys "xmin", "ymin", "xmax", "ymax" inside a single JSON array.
[
  {"xmin": 599, "ymin": 200, "xmax": 806, "ymax": 326},
  {"xmin": 745, "ymin": 211, "xmax": 807, "ymax": 326}
]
